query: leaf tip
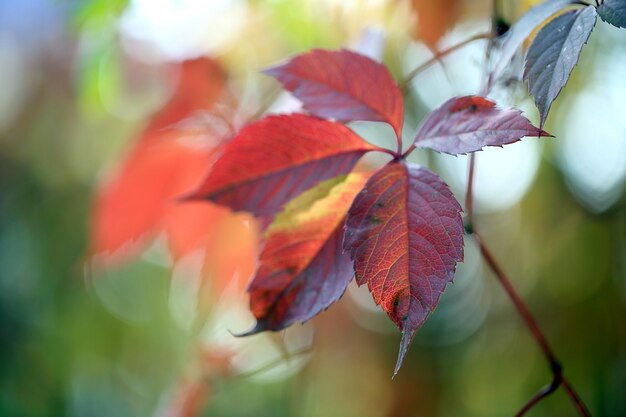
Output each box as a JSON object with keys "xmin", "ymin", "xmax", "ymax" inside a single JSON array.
[
  {"xmin": 230, "ymin": 321, "xmax": 266, "ymax": 338},
  {"xmin": 393, "ymin": 329, "xmax": 416, "ymax": 377},
  {"xmin": 261, "ymin": 64, "xmax": 283, "ymax": 80}
]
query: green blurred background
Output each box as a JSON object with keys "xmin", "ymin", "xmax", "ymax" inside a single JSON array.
[{"xmin": 1, "ymin": 0, "xmax": 625, "ymax": 416}]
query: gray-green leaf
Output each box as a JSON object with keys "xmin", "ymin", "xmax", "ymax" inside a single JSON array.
[
  {"xmin": 598, "ymin": 0, "xmax": 626, "ymax": 28},
  {"xmin": 524, "ymin": 5, "xmax": 597, "ymax": 126}
]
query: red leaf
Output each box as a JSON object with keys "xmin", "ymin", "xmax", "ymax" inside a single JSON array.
[
  {"xmin": 162, "ymin": 201, "xmax": 231, "ymax": 260},
  {"xmin": 92, "ymin": 137, "xmax": 218, "ymax": 259},
  {"xmin": 200, "ymin": 212, "xmax": 259, "ymax": 302},
  {"xmin": 189, "ymin": 114, "xmax": 376, "ymax": 218},
  {"xmin": 265, "ymin": 49, "xmax": 404, "ymax": 138},
  {"xmin": 413, "ymin": 95, "xmax": 549, "ymax": 155},
  {"xmin": 90, "ymin": 57, "xmax": 259, "ymax": 315},
  {"xmin": 410, "ymin": 0, "xmax": 459, "ymax": 46},
  {"xmin": 145, "ymin": 58, "xmax": 227, "ymax": 139},
  {"xmin": 343, "ymin": 161, "xmax": 464, "ymax": 375},
  {"xmin": 91, "ymin": 57, "xmax": 227, "ymax": 259},
  {"xmin": 240, "ymin": 173, "xmax": 368, "ymax": 334}
]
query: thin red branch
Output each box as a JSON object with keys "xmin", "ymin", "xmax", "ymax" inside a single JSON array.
[
  {"xmin": 400, "ymin": 32, "xmax": 491, "ymax": 91},
  {"xmin": 465, "ymin": 153, "xmax": 476, "ymax": 216},
  {"xmin": 472, "ymin": 231, "xmax": 591, "ymax": 416},
  {"xmin": 474, "ymin": 232, "xmax": 559, "ymax": 364},
  {"xmin": 463, "ymin": 1, "xmax": 591, "ymax": 414},
  {"xmin": 562, "ymin": 377, "xmax": 593, "ymax": 416},
  {"xmin": 514, "ymin": 374, "xmax": 561, "ymax": 417}
]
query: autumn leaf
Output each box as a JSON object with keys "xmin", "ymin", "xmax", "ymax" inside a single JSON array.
[
  {"xmin": 413, "ymin": 96, "xmax": 549, "ymax": 155},
  {"xmin": 199, "ymin": 212, "xmax": 259, "ymax": 303},
  {"xmin": 144, "ymin": 58, "xmax": 228, "ymax": 140},
  {"xmin": 239, "ymin": 173, "xmax": 368, "ymax": 334},
  {"xmin": 409, "ymin": 0, "xmax": 459, "ymax": 47},
  {"xmin": 492, "ymin": 0, "xmax": 574, "ymax": 83},
  {"xmin": 189, "ymin": 114, "xmax": 377, "ymax": 218},
  {"xmin": 91, "ymin": 57, "xmax": 258, "ymax": 310},
  {"xmin": 343, "ymin": 161, "xmax": 464, "ymax": 375},
  {"xmin": 92, "ymin": 58, "xmax": 227, "ymax": 259},
  {"xmin": 598, "ymin": 0, "xmax": 626, "ymax": 28},
  {"xmin": 524, "ymin": 5, "xmax": 597, "ymax": 126},
  {"xmin": 265, "ymin": 49, "xmax": 404, "ymax": 138},
  {"xmin": 92, "ymin": 134, "xmax": 220, "ymax": 259}
]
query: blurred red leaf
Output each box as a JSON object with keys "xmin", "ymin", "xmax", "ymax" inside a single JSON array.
[
  {"xmin": 189, "ymin": 114, "xmax": 376, "ymax": 218},
  {"xmin": 343, "ymin": 160, "xmax": 464, "ymax": 375},
  {"xmin": 92, "ymin": 57, "xmax": 228, "ymax": 258},
  {"xmin": 92, "ymin": 136, "xmax": 219, "ymax": 259},
  {"xmin": 410, "ymin": 0, "xmax": 459, "ymax": 46},
  {"xmin": 145, "ymin": 58, "xmax": 228, "ymax": 139},
  {"xmin": 199, "ymin": 212, "xmax": 259, "ymax": 300},
  {"xmin": 240, "ymin": 173, "xmax": 368, "ymax": 334},
  {"xmin": 265, "ymin": 49, "xmax": 404, "ymax": 138},
  {"xmin": 91, "ymin": 57, "xmax": 259, "ymax": 302},
  {"xmin": 413, "ymin": 95, "xmax": 549, "ymax": 155}
]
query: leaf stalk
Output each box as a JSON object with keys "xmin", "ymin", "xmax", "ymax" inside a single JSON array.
[{"xmin": 400, "ymin": 32, "xmax": 492, "ymax": 91}]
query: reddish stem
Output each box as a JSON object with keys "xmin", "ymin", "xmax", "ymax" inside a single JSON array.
[
  {"xmin": 562, "ymin": 377, "xmax": 593, "ymax": 416},
  {"xmin": 465, "ymin": 153, "xmax": 476, "ymax": 215},
  {"xmin": 400, "ymin": 32, "xmax": 492, "ymax": 91},
  {"xmin": 474, "ymin": 232, "xmax": 558, "ymax": 364},
  {"xmin": 514, "ymin": 374, "xmax": 561, "ymax": 417},
  {"xmin": 463, "ymin": 1, "xmax": 591, "ymax": 414},
  {"xmin": 473, "ymin": 231, "xmax": 591, "ymax": 416}
]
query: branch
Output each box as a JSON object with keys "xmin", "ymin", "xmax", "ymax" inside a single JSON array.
[
  {"xmin": 562, "ymin": 377, "xmax": 593, "ymax": 416},
  {"xmin": 400, "ymin": 32, "xmax": 491, "ymax": 91},
  {"xmin": 472, "ymin": 231, "xmax": 591, "ymax": 416},
  {"xmin": 463, "ymin": 2, "xmax": 591, "ymax": 416},
  {"xmin": 514, "ymin": 373, "xmax": 561, "ymax": 417},
  {"xmin": 465, "ymin": 153, "xmax": 476, "ymax": 216}
]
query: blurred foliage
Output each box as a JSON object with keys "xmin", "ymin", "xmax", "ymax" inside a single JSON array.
[{"xmin": 0, "ymin": 0, "xmax": 625, "ymax": 417}]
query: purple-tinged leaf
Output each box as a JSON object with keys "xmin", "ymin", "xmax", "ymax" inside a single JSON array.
[
  {"xmin": 343, "ymin": 161, "xmax": 464, "ymax": 375},
  {"xmin": 265, "ymin": 49, "xmax": 404, "ymax": 138},
  {"xmin": 413, "ymin": 96, "xmax": 549, "ymax": 155},
  {"xmin": 524, "ymin": 5, "xmax": 597, "ymax": 126},
  {"xmin": 239, "ymin": 174, "xmax": 368, "ymax": 334},
  {"xmin": 598, "ymin": 0, "xmax": 626, "ymax": 28},
  {"xmin": 492, "ymin": 0, "xmax": 575, "ymax": 83}
]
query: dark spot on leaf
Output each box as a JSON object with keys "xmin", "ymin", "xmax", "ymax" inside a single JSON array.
[
  {"xmin": 469, "ymin": 104, "xmax": 477, "ymax": 112},
  {"xmin": 369, "ymin": 216, "xmax": 382, "ymax": 225}
]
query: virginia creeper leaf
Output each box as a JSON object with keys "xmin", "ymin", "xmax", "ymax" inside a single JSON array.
[
  {"xmin": 492, "ymin": 0, "xmax": 575, "ymax": 82},
  {"xmin": 265, "ymin": 49, "xmax": 404, "ymax": 138},
  {"xmin": 343, "ymin": 161, "xmax": 464, "ymax": 375},
  {"xmin": 598, "ymin": 0, "xmax": 626, "ymax": 28},
  {"xmin": 92, "ymin": 58, "xmax": 227, "ymax": 258},
  {"xmin": 189, "ymin": 114, "xmax": 376, "ymax": 218},
  {"xmin": 240, "ymin": 173, "xmax": 368, "ymax": 334},
  {"xmin": 524, "ymin": 5, "xmax": 597, "ymax": 126},
  {"xmin": 413, "ymin": 96, "xmax": 549, "ymax": 155}
]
